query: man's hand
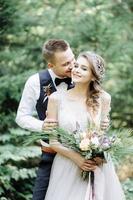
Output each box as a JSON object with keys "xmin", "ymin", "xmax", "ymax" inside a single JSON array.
[
  {"xmin": 42, "ymin": 118, "xmax": 58, "ymax": 131},
  {"xmin": 100, "ymin": 118, "xmax": 110, "ymax": 131}
]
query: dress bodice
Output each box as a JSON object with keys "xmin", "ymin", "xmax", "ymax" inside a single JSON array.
[{"xmin": 57, "ymin": 92, "xmax": 101, "ymax": 133}]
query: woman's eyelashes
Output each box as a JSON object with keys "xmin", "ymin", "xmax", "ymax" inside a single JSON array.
[
  {"xmin": 81, "ymin": 66, "xmax": 87, "ymax": 71},
  {"xmin": 74, "ymin": 64, "xmax": 87, "ymax": 70}
]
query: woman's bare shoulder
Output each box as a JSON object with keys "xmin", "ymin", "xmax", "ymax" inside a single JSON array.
[
  {"xmin": 100, "ymin": 90, "xmax": 111, "ymax": 104},
  {"xmin": 48, "ymin": 91, "xmax": 66, "ymax": 103},
  {"xmin": 49, "ymin": 91, "xmax": 59, "ymax": 100}
]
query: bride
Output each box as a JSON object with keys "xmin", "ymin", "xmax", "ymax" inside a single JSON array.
[{"xmin": 44, "ymin": 51, "xmax": 125, "ymax": 200}]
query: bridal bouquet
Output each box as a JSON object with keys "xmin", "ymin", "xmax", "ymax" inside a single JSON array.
[
  {"xmin": 55, "ymin": 123, "xmax": 133, "ymax": 179},
  {"xmin": 24, "ymin": 123, "xmax": 133, "ymax": 180}
]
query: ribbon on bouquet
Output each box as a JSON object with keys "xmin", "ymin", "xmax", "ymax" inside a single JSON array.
[
  {"xmin": 85, "ymin": 167, "xmax": 105, "ymax": 200},
  {"xmin": 85, "ymin": 171, "xmax": 95, "ymax": 200}
]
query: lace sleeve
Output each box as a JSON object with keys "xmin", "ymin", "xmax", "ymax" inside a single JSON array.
[{"xmin": 101, "ymin": 91, "xmax": 111, "ymax": 120}]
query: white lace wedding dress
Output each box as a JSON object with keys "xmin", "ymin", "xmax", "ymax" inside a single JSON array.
[{"xmin": 45, "ymin": 92, "xmax": 125, "ymax": 200}]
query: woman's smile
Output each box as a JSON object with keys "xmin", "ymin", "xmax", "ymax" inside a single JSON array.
[{"xmin": 72, "ymin": 73, "xmax": 82, "ymax": 78}]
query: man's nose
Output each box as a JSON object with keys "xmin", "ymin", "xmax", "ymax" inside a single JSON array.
[
  {"xmin": 68, "ymin": 64, "xmax": 73, "ymax": 70},
  {"xmin": 68, "ymin": 61, "xmax": 75, "ymax": 70}
]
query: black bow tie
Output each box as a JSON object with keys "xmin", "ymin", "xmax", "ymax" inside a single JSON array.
[{"xmin": 55, "ymin": 77, "xmax": 71, "ymax": 86}]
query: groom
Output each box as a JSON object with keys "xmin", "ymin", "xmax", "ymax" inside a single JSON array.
[{"xmin": 16, "ymin": 39, "xmax": 109, "ymax": 200}]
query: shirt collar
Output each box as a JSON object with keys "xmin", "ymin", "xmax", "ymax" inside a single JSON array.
[{"xmin": 48, "ymin": 68, "xmax": 59, "ymax": 82}]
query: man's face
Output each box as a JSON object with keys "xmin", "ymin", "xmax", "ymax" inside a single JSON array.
[{"xmin": 49, "ymin": 47, "xmax": 75, "ymax": 78}]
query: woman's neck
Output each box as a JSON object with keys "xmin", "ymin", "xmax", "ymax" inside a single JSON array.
[{"xmin": 68, "ymin": 82, "xmax": 90, "ymax": 99}]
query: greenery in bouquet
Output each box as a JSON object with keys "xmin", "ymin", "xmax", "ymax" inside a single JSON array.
[{"xmin": 24, "ymin": 122, "xmax": 133, "ymax": 180}]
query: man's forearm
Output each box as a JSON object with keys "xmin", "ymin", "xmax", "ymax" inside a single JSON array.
[{"xmin": 15, "ymin": 114, "xmax": 43, "ymax": 132}]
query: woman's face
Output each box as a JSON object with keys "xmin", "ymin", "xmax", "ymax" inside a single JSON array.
[{"xmin": 72, "ymin": 56, "xmax": 94, "ymax": 84}]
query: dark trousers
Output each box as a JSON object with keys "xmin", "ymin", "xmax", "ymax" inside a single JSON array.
[{"xmin": 32, "ymin": 152, "xmax": 56, "ymax": 200}]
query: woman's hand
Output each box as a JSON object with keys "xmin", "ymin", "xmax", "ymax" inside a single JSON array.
[
  {"xmin": 71, "ymin": 153, "xmax": 97, "ymax": 171},
  {"xmin": 93, "ymin": 157, "xmax": 106, "ymax": 166},
  {"xmin": 81, "ymin": 159, "xmax": 97, "ymax": 171}
]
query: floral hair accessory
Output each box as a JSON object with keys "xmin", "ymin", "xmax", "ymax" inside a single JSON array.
[{"xmin": 90, "ymin": 53, "xmax": 105, "ymax": 78}]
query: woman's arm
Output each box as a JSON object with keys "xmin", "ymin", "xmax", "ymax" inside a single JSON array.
[
  {"xmin": 100, "ymin": 91, "xmax": 111, "ymax": 130},
  {"xmin": 46, "ymin": 93, "xmax": 97, "ymax": 171}
]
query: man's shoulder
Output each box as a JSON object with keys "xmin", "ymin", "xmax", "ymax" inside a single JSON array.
[
  {"xmin": 38, "ymin": 69, "xmax": 53, "ymax": 88},
  {"xmin": 26, "ymin": 69, "xmax": 50, "ymax": 86},
  {"xmin": 38, "ymin": 69, "xmax": 48, "ymax": 75},
  {"xmin": 26, "ymin": 72, "xmax": 39, "ymax": 86}
]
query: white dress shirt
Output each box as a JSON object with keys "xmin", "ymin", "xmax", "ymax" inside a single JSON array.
[{"xmin": 15, "ymin": 69, "xmax": 68, "ymax": 132}]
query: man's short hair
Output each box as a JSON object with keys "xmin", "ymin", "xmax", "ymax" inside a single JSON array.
[{"xmin": 42, "ymin": 39, "xmax": 69, "ymax": 63}]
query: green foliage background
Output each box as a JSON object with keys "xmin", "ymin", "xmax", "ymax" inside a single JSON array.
[{"xmin": 0, "ymin": 0, "xmax": 132, "ymax": 199}]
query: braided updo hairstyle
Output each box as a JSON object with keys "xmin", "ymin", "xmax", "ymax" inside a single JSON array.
[{"xmin": 78, "ymin": 51, "xmax": 105, "ymax": 113}]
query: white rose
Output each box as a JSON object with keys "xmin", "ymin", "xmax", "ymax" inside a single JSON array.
[
  {"xmin": 80, "ymin": 132, "xmax": 87, "ymax": 139},
  {"xmin": 79, "ymin": 138, "xmax": 90, "ymax": 151},
  {"xmin": 90, "ymin": 136, "xmax": 100, "ymax": 147}
]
